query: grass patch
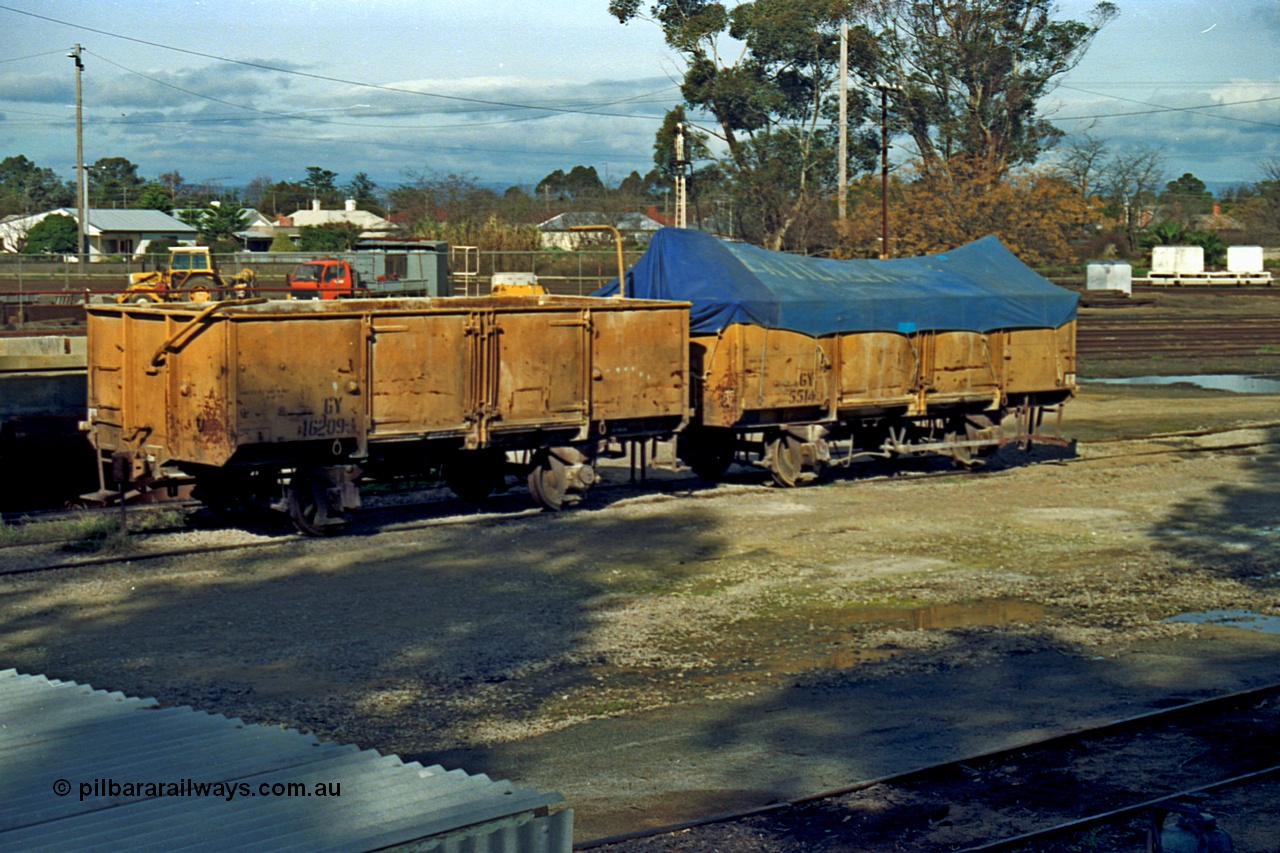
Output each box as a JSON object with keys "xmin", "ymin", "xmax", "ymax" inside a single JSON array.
[{"xmin": 0, "ymin": 505, "xmax": 189, "ymax": 552}]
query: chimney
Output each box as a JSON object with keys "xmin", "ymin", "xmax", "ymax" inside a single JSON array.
[
  {"xmin": 344, "ymin": 198, "xmax": 356, "ymax": 212},
  {"xmin": 311, "ymin": 199, "xmax": 321, "ymax": 212},
  {"xmin": 1212, "ymin": 201, "xmax": 1221, "ymax": 216}
]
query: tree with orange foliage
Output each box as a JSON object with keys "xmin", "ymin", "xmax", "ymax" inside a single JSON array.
[{"xmin": 834, "ymin": 156, "xmax": 1100, "ymax": 264}]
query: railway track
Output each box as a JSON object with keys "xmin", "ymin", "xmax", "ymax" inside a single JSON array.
[
  {"xmin": 1, "ymin": 425, "xmax": 1273, "ymax": 574},
  {"xmin": 581, "ymin": 682, "xmax": 1280, "ymax": 851},
  {"xmin": 1077, "ymin": 314, "xmax": 1280, "ymax": 361}
]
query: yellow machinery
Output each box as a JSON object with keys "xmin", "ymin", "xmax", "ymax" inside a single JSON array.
[
  {"xmin": 489, "ymin": 272, "xmax": 546, "ymax": 296},
  {"xmin": 118, "ymin": 246, "xmax": 258, "ymax": 304}
]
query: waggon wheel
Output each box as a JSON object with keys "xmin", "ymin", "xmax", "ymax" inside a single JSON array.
[
  {"xmin": 768, "ymin": 434, "xmax": 804, "ymax": 488},
  {"xmin": 678, "ymin": 430, "xmax": 735, "ymax": 481},
  {"xmin": 687, "ymin": 450, "xmax": 734, "ymax": 481},
  {"xmin": 945, "ymin": 430, "xmax": 975, "ymax": 468},
  {"xmin": 285, "ymin": 473, "xmax": 337, "ymax": 536},
  {"xmin": 443, "ymin": 449, "xmax": 506, "ymax": 503},
  {"xmin": 527, "ymin": 451, "xmax": 569, "ymax": 511}
]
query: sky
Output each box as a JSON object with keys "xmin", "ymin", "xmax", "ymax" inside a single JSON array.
[{"xmin": 1, "ymin": 0, "xmax": 1278, "ymax": 198}]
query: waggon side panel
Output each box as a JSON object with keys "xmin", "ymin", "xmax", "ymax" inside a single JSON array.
[
  {"xmin": 87, "ymin": 311, "xmax": 126, "ymax": 448},
  {"xmin": 1001, "ymin": 321, "xmax": 1077, "ymax": 395},
  {"xmin": 589, "ymin": 305, "xmax": 688, "ymax": 425},
  {"xmin": 229, "ymin": 315, "xmax": 367, "ymax": 454},
  {"xmin": 128, "ymin": 314, "xmax": 181, "ymax": 465},
  {"xmin": 737, "ymin": 325, "xmax": 834, "ymax": 418},
  {"xmin": 690, "ymin": 331, "xmax": 739, "ymax": 428},
  {"xmin": 494, "ymin": 308, "xmax": 589, "ymax": 430},
  {"xmin": 367, "ymin": 313, "xmax": 469, "ymax": 436},
  {"xmin": 925, "ymin": 332, "xmax": 1001, "ymax": 397},
  {"xmin": 163, "ymin": 311, "xmax": 235, "ymax": 467},
  {"xmin": 693, "ymin": 325, "xmax": 837, "ymax": 428},
  {"xmin": 831, "ymin": 331, "xmax": 914, "ymax": 410}
]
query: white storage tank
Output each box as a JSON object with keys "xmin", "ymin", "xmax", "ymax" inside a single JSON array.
[
  {"xmin": 1151, "ymin": 245, "xmax": 1204, "ymax": 274},
  {"xmin": 1086, "ymin": 261, "xmax": 1132, "ymax": 295},
  {"xmin": 1227, "ymin": 245, "xmax": 1265, "ymax": 273}
]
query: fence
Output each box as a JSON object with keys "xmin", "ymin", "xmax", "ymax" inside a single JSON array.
[{"xmin": 0, "ymin": 248, "xmax": 645, "ymax": 299}]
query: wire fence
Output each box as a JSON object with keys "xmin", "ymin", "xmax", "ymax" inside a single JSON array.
[{"xmin": 0, "ymin": 248, "xmax": 645, "ymax": 299}]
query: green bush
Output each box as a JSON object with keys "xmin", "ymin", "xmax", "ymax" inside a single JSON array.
[
  {"xmin": 268, "ymin": 231, "xmax": 296, "ymax": 252},
  {"xmin": 21, "ymin": 213, "xmax": 79, "ymax": 254},
  {"xmin": 298, "ymin": 223, "xmax": 360, "ymax": 252}
]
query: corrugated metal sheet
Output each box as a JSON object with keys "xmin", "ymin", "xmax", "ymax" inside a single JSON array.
[
  {"xmin": 55, "ymin": 208, "xmax": 197, "ymax": 234},
  {"xmin": 0, "ymin": 670, "xmax": 571, "ymax": 852}
]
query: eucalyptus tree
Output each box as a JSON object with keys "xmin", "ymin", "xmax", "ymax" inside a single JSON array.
[
  {"xmin": 610, "ymin": 0, "xmax": 879, "ymax": 250},
  {"xmin": 861, "ymin": 0, "xmax": 1119, "ymax": 174}
]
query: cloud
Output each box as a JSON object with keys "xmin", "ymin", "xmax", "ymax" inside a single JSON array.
[{"xmin": 0, "ymin": 73, "xmax": 72, "ymax": 104}]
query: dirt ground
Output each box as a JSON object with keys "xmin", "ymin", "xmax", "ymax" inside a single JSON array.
[{"xmin": 5, "ymin": 295, "xmax": 1280, "ymax": 846}]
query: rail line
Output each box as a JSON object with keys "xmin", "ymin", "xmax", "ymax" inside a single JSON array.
[
  {"xmin": 579, "ymin": 681, "xmax": 1280, "ymax": 851},
  {"xmin": 2, "ymin": 425, "xmax": 1274, "ymax": 575},
  {"xmin": 1077, "ymin": 315, "xmax": 1280, "ymax": 361}
]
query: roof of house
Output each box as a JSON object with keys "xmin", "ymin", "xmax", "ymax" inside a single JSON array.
[
  {"xmin": 287, "ymin": 208, "xmax": 395, "ymax": 230},
  {"xmin": 537, "ymin": 211, "xmax": 664, "ymax": 232},
  {"xmin": 54, "ymin": 208, "xmax": 196, "ymax": 233}
]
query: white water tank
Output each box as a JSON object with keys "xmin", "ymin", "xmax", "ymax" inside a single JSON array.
[
  {"xmin": 1086, "ymin": 261, "xmax": 1132, "ymax": 294},
  {"xmin": 1151, "ymin": 246, "xmax": 1204, "ymax": 274},
  {"xmin": 1227, "ymin": 245, "xmax": 1264, "ymax": 273}
]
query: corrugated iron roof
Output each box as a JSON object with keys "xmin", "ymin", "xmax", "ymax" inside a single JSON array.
[
  {"xmin": 0, "ymin": 670, "xmax": 571, "ymax": 852},
  {"xmin": 537, "ymin": 211, "xmax": 662, "ymax": 232},
  {"xmin": 51, "ymin": 208, "xmax": 197, "ymax": 234}
]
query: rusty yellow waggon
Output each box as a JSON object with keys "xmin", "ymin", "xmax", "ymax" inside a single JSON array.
[
  {"xmin": 597, "ymin": 229, "xmax": 1077, "ymax": 486},
  {"xmin": 85, "ymin": 294, "xmax": 689, "ymax": 532}
]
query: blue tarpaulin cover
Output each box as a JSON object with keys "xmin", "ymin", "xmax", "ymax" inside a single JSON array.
[{"xmin": 595, "ymin": 228, "xmax": 1078, "ymax": 336}]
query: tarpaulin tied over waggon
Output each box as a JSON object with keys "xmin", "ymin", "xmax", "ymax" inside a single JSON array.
[{"xmin": 596, "ymin": 228, "xmax": 1079, "ymax": 336}]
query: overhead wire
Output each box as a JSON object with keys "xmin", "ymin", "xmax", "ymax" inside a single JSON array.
[
  {"xmin": 0, "ymin": 3, "xmax": 673, "ymax": 121},
  {"xmin": 0, "ymin": 47, "xmax": 69, "ymax": 64},
  {"xmin": 83, "ymin": 49, "xmax": 678, "ymax": 130},
  {"xmin": 1050, "ymin": 84, "xmax": 1280, "ymax": 128}
]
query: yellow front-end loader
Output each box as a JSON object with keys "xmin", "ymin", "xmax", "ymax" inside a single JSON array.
[{"xmin": 119, "ymin": 246, "xmax": 258, "ymax": 304}]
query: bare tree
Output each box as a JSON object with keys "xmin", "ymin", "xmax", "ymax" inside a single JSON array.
[
  {"xmin": 1099, "ymin": 145, "xmax": 1166, "ymax": 252},
  {"xmin": 1056, "ymin": 134, "xmax": 1109, "ymax": 200}
]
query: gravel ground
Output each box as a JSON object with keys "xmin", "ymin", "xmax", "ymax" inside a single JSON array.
[{"xmin": 3, "ymin": 379, "xmax": 1280, "ymax": 847}]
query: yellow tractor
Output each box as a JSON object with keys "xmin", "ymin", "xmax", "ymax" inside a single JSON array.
[
  {"xmin": 490, "ymin": 272, "xmax": 546, "ymax": 296},
  {"xmin": 118, "ymin": 246, "xmax": 258, "ymax": 304}
]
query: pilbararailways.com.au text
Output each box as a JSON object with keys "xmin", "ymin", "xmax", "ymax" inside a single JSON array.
[{"xmin": 53, "ymin": 778, "xmax": 341, "ymax": 802}]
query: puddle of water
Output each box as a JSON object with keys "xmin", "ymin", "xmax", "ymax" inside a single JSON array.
[
  {"xmin": 1086, "ymin": 374, "xmax": 1280, "ymax": 394},
  {"xmin": 1164, "ymin": 609, "xmax": 1280, "ymax": 635}
]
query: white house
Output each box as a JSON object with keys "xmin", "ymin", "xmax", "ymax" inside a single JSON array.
[
  {"xmin": 0, "ymin": 208, "xmax": 196, "ymax": 256},
  {"xmin": 275, "ymin": 199, "xmax": 399, "ymax": 242},
  {"xmin": 536, "ymin": 211, "xmax": 664, "ymax": 250}
]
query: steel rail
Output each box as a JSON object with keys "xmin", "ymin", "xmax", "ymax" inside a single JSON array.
[
  {"xmin": 4, "ymin": 425, "xmax": 1279, "ymax": 565},
  {"xmin": 576, "ymin": 680, "xmax": 1280, "ymax": 850},
  {"xmin": 955, "ymin": 764, "xmax": 1280, "ymax": 852}
]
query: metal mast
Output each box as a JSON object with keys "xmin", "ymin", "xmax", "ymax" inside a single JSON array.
[
  {"xmin": 674, "ymin": 123, "xmax": 687, "ymax": 229},
  {"xmin": 837, "ymin": 22, "xmax": 848, "ymax": 222},
  {"xmin": 69, "ymin": 44, "xmax": 86, "ymax": 259}
]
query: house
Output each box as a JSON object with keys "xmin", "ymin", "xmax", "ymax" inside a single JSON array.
[
  {"xmin": 536, "ymin": 211, "xmax": 663, "ymax": 250},
  {"xmin": 170, "ymin": 205, "xmax": 279, "ymax": 252},
  {"xmin": 233, "ymin": 209, "xmax": 277, "ymax": 252},
  {"xmin": 1189, "ymin": 202, "xmax": 1246, "ymax": 233},
  {"xmin": 271, "ymin": 200, "xmax": 400, "ymax": 246},
  {"xmin": 0, "ymin": 208, "xmax": 196, "ymax": 256}
]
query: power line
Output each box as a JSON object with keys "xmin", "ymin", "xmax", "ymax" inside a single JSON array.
[
  {"xmin": 0, "ymin": 47, "xmax": 68, "ymax": 64},
  {"xmin": 0, "ymin": 3, "xmax": 669, "ymax": 120},
  {"xmin": 1050, "ymin": 85, "xmax": 1280, "ymax": 128},
  {"xmin": 84, "ymin": 49, "xmax": 677, "ymax": 131}
]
